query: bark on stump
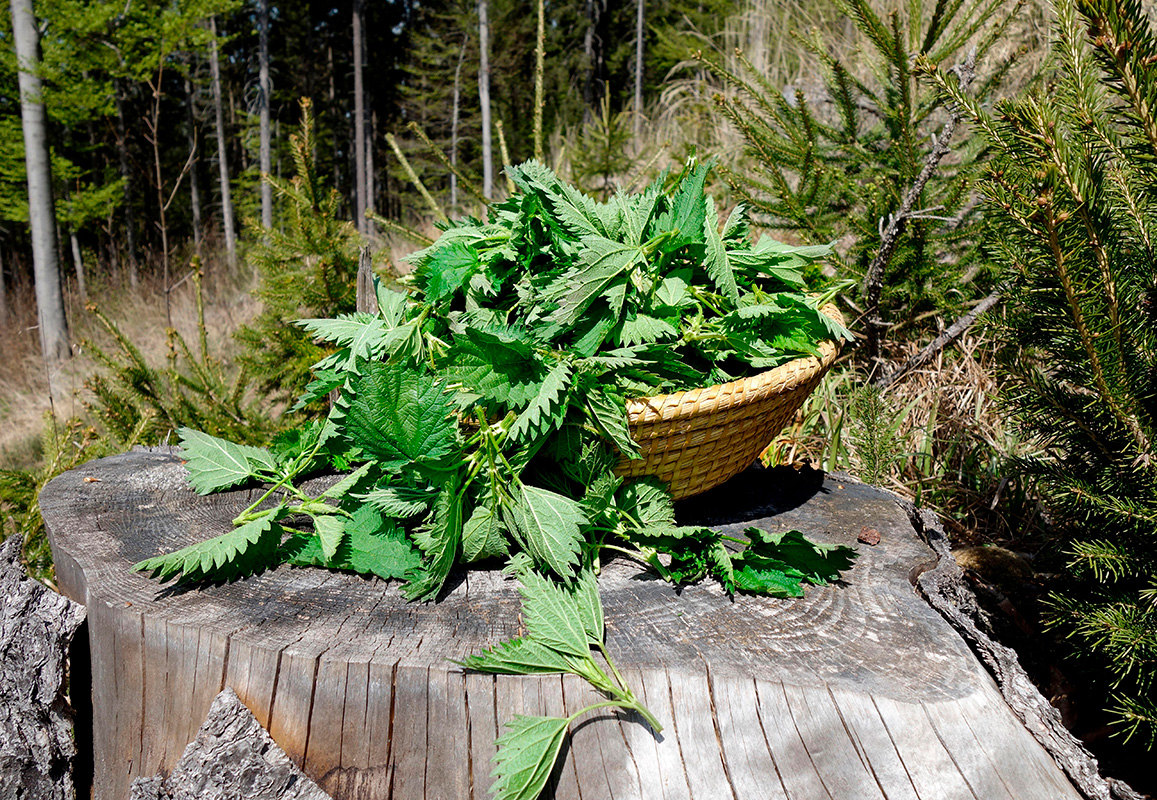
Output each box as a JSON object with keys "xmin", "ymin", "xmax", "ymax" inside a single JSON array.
[
  {"xmin": 129, "ymin": 688, "xmax": 330, "ymax": 800},
  {"xmin": 0, "ymin": 536, "xmax": 87, "ymax": 800},
  {"xmin": 41, "ymin": 450, "xmax": 1084, "ymax": 800}
]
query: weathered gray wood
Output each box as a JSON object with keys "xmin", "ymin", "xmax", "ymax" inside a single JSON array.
[
  {"xmin": 128, "ymin": 687, "xmax": 331, "ymax": 800},
  {"xmin": 907, "ymin": 504, "xmax": 1145, "ymax": 800},
  {"xmin": 42, "ymin": 450, "xmax": 1089, "ymax": 800},
  {"xmin": 0, "ymin": 535, "xmax": 87, "ymax": 800}
]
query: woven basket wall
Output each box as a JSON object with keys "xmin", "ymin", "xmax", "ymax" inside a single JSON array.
[{"xmin": 616, "ymin": 305, "xmax": 844, "ymax": 500}]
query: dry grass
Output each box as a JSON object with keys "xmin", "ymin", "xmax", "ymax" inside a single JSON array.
[
  {"xmin": 764, "ymin": 330, "xmax": 1048, "ymax": 548},
  {"xmin": 0, "ymin": 264, "xmax": 260, "ymax": 470}
]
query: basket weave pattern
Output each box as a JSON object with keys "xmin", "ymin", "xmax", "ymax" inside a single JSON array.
[{"xmin": 616, "ymin": 307, "xmax": 843, "ymax": 500}]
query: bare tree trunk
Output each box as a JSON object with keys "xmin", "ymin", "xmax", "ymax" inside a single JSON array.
[
  {"xmin": 534, "ymin": 0, "xmax": 544, "ymax": 161},
  {"xmin": 184, "ymin": 76, "xmax": 203, "ymax": 257},
  {"xmin": 257, "ymin": 0, "xmax": 273, "ymax": 232},
  {"xmin": 367, "ymin": 109, "xmax": 376, "ymax": 235},
  {"xmin": 209, "ymin": 17, "xmax": 237, "ymax": 271},
  {"xmin": 10, "ymin": 0, "xmax": 69, "ymax": 364},
  {"xmin": 114, "ymin": 79, "xmax": 139, "ymax": 287},
  {"xmin": 0, "ymin": 248, "xmax": 9, "ymax": 327},
  {"xmin": 582, "ymin": 0, "xmax": 607, "ymax": 110},
  {"xmin": 634, "ymin": 0, "xmax": 644, "ymax": 140},
  {"xmin": 450, "ymin": 42, "xmax": 465, "ymax": 208},
  {"xmin": 69, "ymin": 229, "xmax": 87, "ymax": 304},
  {"xmin": 327, "ymin": 44, "xmax": 340, "ymax": 192},
  {"xmin": 353, "ymin": 0, "xmax": 367, "ymax": 233},
  {"xmin": 478, "ymin": 0, "xmax": 493, "ymax": 200}
]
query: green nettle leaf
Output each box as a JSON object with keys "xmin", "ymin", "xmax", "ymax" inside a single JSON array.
[
  {"xmin": 547, "ymin": 237, "xmax": 640, "ymax": 330},
  {"xmin": 461, "ymin": 637, "xmax": 575, "ymax": 675},
  {"xmin": 357, "ymin": 485, "xmax": 437, "ymax": 518},
  {"xmin": 297, "ymin": 313, "xmax": 390, "ymax": 370},
  {"xmin": 442, "ymin": 335, "xmax": 545, "ymax": 408},
  {"xmin": 134, "ymin": 508, "xmax": 283, "ymax": 582},
  {"xmin": 314, "ymin": 515, "xmax": 346, "ymax": 561},
  {"xmin": 321, "ymin": 462, "xmax": 374, "ymax": 501},
  {"xmin": 619, "ymin": 313, "xmax": 679, "ymax": 347},
  {"xmin": 404, "ymin": 477, "xmax": 466, "ymax": 600},
  {"xmin": 178, "ymin": 428, "xmax": 275, "ymax": 495},
  {"xmin": 490, "ymin": 715, "xmax": 570, "ymax": 800},
  {"xmin": 462, "ymin": 502, "xmax": 510, "ymax": 562},
  {"xmin": 654, "ymin": 160, "xmax": 710, "ymax": 248},
  {"xmin": 509, "ymin": 362, "xmax": 572, "ymax": 444},
  {"xmin": 509, "ymin": 160, "xmax": 606, "ymax": 239},
  {"xmin": 504, "ymin": 484, "xmax": 587, "ymax": 577},
  {"xmin": 703, "ymin": 196, "xmax": 740, "ymax": 304},
  {"xmin": 344, "ymin": 362, "xmax": 459, "ymax": 471},
  {"xmin": 569, "ymin": 568, "xmax": 605, "ymax": 643},
  {"xmin": 617, "ymin": 478, "xmax": 675, "ymax": 527},
  {"xmin": 741, "ymin": 528, "xmax": 856, "ymax": 585},
  {"xmin": 584, "ymin": 387, "xmax": 641, "ymax": 459},
  {"xmin": 516, "ymin": 569, "xmax": 592, "ymax": 657},
  {"xmin": 731, "ymin": 563, "xmax": 805, "ymax": 597},
  {"xmin": 419, "ymin": 241, "xmax": 482, "ymax": 302},
  {"xmin": 288, "ymin": 506, "xmax": 421, "ymax": 581}
]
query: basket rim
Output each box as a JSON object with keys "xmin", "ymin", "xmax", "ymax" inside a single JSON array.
[{"xmin": 625, "ymin": 304, "xmax": 844, "ymax": 423}]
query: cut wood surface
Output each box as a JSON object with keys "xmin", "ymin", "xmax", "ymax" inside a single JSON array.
[
  {"xmin": 41, "ymin": 449, "xmax": 1083, "ymax": 800},
  {"xmin": 0, "ymin": 535, "xmax": 87, "ymax": 800}
]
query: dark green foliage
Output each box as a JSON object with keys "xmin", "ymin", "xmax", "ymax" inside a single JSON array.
[
  {"xmin": 703, "ymin": 0, "xmax": 1028, "ymax": 340},
  {"xmin": 235, "ymin": 99, "xmax": 365, "ymax": 403},
  {"xmin": 141, "ymin": 162, "xmax": 852, "ymax": 602},
  {"xmin": 931, "ymin": 0, "xmax": 1157, "ymax": 746}
]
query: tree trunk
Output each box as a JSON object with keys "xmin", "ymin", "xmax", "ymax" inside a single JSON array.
[
  {"xmin": 10, "ymin": 0, "xmax": 70, "ymax": 364},
  {"xmin": 114, "ymin": 79, "xmax": 139, "ymax": 288},
  {"xmin": 209, "ymin": 17, "xmax": 237, "ymax": 271},
  {"xmin": 582, "ymin": 0, "xmax": 607, "ymax": 110},
  {"xmin": 634, "ymin": 0, "xmax": 644, "ymax": 140},
  {"xmin": 450, "ymin": 43, "xmax": 465, "ymax": 208},
  {"xmin": 70, "ymin": 229, "xmax": 87, "ymax": 304},
  {"xmin": 352, "ymin": 0, "xmax": 367, "ymax": 234},
  {"xmin": 478, "ymin": 0, "xmax": 493, "ymax": 200},
  {"xmin": 257, "ymin": 0, "xmax": 273, "ymax": 233},
  {"xmin": 327, "ymin": 44, "xmax": 340, "ymax": 193},
  {"xmin": 184, "ymin": 77, "xmax": 203, "ymax": 258},
  {"xmin": 366, "ymin": 109, "xmax": 376, "ymax": 236},
  {"xmin": 0, "ymin": 248, "xmax": 8, "ymax": 328}
]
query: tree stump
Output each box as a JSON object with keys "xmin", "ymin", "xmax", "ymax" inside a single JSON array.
[{"xmin": 42, "ymin": 449, "xmax": 1083, "ymax": 800}]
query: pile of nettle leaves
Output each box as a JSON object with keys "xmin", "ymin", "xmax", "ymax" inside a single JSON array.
[{"xmin": 136, "ymin": 161, "xmax": 854, "ymax": 800}]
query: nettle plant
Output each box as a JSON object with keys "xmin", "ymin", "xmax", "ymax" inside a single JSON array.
[{"xmin": 136, "ymin": 161, "xmax": 855, "ymax": 799}]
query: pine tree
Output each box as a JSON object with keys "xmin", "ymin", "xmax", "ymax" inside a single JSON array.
[
  {"xmin": 235, "ymin": 98, "xmax": 363, "ymax": 403},
  {"xmin": 703, "ymin": 0, "xmax": 1028, "ymax": 354},
  {"xmin": 931, "ymin": 0, "xmax": 1157, "ymax": 746}
]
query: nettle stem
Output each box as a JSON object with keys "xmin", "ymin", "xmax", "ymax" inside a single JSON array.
[{"xmin": 566, "ymin": 699, "xmax": 663, "ymax": 734}]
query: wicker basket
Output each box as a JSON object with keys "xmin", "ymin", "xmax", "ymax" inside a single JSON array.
[{"xmin": 615, "ymin": 305, "xmax": 844, "ymax": 500}]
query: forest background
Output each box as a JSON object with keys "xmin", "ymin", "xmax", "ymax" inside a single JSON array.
[{"xmin": 0, "ymin": 0, "xmax": 1153, "ymax": 793}]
